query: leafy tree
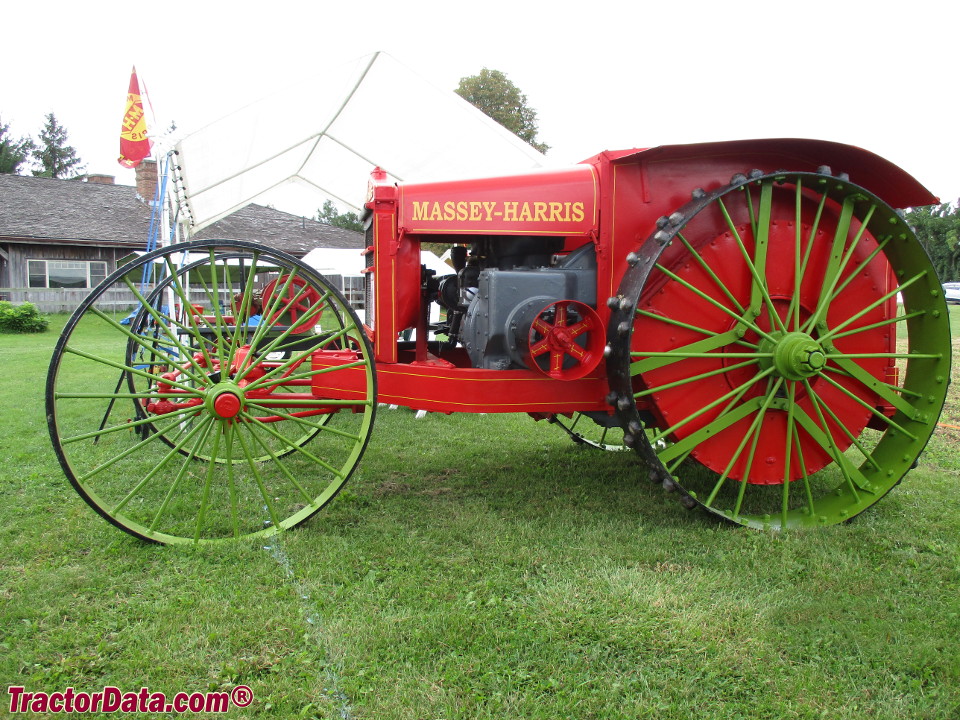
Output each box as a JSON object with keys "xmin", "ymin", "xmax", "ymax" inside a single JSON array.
[
  {"xmin": 455, "ymin": 68, "xmax": 549, "ymax": 154},
  {"xmin": 905, "ymin": 202, "xmax": 960, "ymax": 282},
  {"xmin": 316, "ymin": 199, "xmax": 364, "ymax": 233},
  {"xmin": 31, "ymin": 112, "xmax": 84, "ymax": 178},
  {"xmin": 0, "ymin": 117, "xmax": 34, "ymax": 174}
]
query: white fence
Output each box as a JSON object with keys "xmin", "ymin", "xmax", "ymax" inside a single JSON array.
[{"xmin": 0, "ymin": 286, "xmax": 233, "ymax": 315}]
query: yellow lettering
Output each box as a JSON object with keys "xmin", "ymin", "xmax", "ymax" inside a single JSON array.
[
  {"xmin": 563, "ymin": 202, "xmax": 572, "ymax": 221},
  {"xmin": 572, "ymin": 202, "xmax": 585, "ymax": 223},
  {"xmin": 533, "ymin": 202, "xmax": 548, "ymax": 222},
  {"xmin": 469, "ymin": 202, "xmax": 482, "ymax": 221},
  {"xmin": 503, "ymin": 201, "xmax": 518, "ymax": 221},
  {"xmin": 483, "ymin": 201, "xmax": 497, "ymax": 221},
  {"xmin": 548, "ymin": 202, "xmax": 563, "ymax": 222},
  {"xmin": 430, "ymin": 202, "xmax": 444, "ymax": 221},
  {"xmin": 457, "ymin": 201, "xmax": 468, "ymax": 221},
  {"xmin": 443, "ymin": 201, "xmax": 456, "ymax": 222},
  {"xmin": 412, "ymin": 202, "xmax": 429, "ymax": 222},
  {"xmin": 518, "ymin": 203, "xmax": 533, "ymax": 222}
]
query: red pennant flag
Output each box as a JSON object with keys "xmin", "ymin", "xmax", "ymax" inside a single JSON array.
[{"xmin": 118, "ymin": 66, "xmax": 152, "ymax": 168}]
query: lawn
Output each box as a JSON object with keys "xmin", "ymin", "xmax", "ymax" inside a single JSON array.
[{"xmin": 1, "ymin": 309, "xmax": 958, "ymax": 719}]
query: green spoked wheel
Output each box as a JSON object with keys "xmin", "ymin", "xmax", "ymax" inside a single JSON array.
[
  {"xmin": 606, "ymin": 171, "xmax": 951, "ymax": 529},
  {"xmin": 47, "ymin": 240, "xmax": 376, "ymax": 544},
  {"xmin": 548, "ymin": 412, "xmax": 628, "ymax": 451}
]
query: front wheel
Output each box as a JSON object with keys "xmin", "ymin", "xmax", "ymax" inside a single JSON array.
[{"xmin": 47, "ymin": 240, "xmax": 377, "ymax": 544}]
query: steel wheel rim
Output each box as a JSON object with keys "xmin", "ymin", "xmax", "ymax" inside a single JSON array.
[
  {"xmin": 606, "ymin": 171, "xmax": 951, "ymax": 529},
  {"xmin": 47, "ymin": 240, "xmax": 376, "ymax": 544},
  {"xmin": 548, "ymin": 412, "xmax": 628, "ymax": 451}
]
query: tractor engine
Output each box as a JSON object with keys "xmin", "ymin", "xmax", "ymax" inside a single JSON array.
[{"xmin": 430, "ymin": 236, "xmax": 597, "ymax": 374}]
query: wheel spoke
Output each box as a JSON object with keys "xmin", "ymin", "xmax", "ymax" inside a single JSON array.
[
  {"xmin": 716, "ymin": 187, "xmax": 786, "ymax": 334},
  {"xmin": 826, "ymin": 309, "xmax": 926, "ymax": 342},
  {"xmin": 121, "ymin": 278, "xmax": 213, "ymax": 382},
  {"xmin": 233, "ymin": 427, "xmax": 284, "ymax": 528},
  {"xmin": 110, "ymin": 416, "xmax": 212, "ymax": 514},
  {"xmin": 240, "ymin": 411, "xmax": 347, "ymax": 479},
  {"xmin": 651, "ymin": 365, "xmax": 775, "ymax": 447},
  {"xmin": 634, "ymin": 307, "xmax": 756, "ymax": 341},
  {"xmin": 631, "ymin": 329, "xmax": 761, "ymax": 375},
  {"xmin": 634, "ymin": 358, "xmax": 760, "ymax": 399},
  {"xmin": 815, "ymin": 366, "xmax": 918, "ymax": 438},
  {"xmin": 149, "ymin": 416, "xmax": 216, "ymax": 532},
  {"xmin": 705, "ymin": 378, "xmax": 784, "ymax": 507},
  {"xmin": 652, "ymin": 262, "xmax": 772, "ymax": 341},
  {"xmin": 240, "ymin": 420, "xmax": 316, "ymax": 503},
  {"xmin": 818, "ymin": 270, "xmax": 927, "ymax": 342},
  {"xmin": 787, "ymin": 183, "xmax": 829, "ymax": 333},
  {"xmin": 675, "ymin": 231, "xmax": 745, "ymax": 314},
  {"xmin": 244, "ymin": 402, "xmax": 360, "ymax": 442},
  {"xmin": 796, "ymin": 383, "xmax": 870, "ymax": 497},
  {"xmin": 194, "ymin": 421, "xmax": 223, "ymax": 542},
  {"xmin": 804, "ymin": 199, "xmax": 878, "ymax": 334}
]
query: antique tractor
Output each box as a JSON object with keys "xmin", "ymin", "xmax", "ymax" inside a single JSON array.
[{"xmin": 47, "ymin": 138, "xmax": 952, "ymax": 543}]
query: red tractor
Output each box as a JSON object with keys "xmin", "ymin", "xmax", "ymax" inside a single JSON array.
[{"xmin": 47, "ymin": 139, "xmax": 952, "ymax": 543}]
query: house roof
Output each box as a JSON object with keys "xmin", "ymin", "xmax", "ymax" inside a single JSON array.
[{"xmin": 0, "ymin": 172, "xmax": 363, "ymax": 256}]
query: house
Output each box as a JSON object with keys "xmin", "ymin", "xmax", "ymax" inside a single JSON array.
[{"xmin": 0, "ymin": 161, "xmax": 364, "ymax": 312}]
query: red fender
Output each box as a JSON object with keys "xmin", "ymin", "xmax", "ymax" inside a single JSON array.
[{"xmin": 592, "ymin": 138, "xmax": 937, "ymax": 210}]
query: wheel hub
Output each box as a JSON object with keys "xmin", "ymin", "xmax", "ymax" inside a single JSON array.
[
  {"xmin": 205, "ymin": 383, "xmax": 245, "ymax": 419},
  {"xmin": 761, "ymin": 331, "xmax": 826, "ymax": 381}
]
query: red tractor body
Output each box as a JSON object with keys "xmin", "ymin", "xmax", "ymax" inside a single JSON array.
[{"xmin": 47, "ymin": 138, "xmax": 951, "ymax": 542}]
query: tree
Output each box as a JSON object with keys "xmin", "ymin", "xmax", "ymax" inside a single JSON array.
[
  {"xmin": 455, "ymin": 68, "xmax": 549, "ymax": 154},
  {"xmin": 31, "ymin": 112, "xmax": 84, "ymax": 178},
  {"xmin": 905, "ymin": 202, "xmax": 960, "ymax": 282},
  {"xmin": 0, "ymin": 117, "xmax": 34, "ymax": 174},
  {"xmin": 316, "ymin": 199, "xmax": 364, "ymax": 233}
]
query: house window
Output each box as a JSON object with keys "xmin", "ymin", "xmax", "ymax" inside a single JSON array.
[
  {"xmin": 27, "ymin": 260, "xmax": 107, "ymax": 289},
  {"xmin": 342, "ymin": 275, "xmax": 365, "ymax": 310}
]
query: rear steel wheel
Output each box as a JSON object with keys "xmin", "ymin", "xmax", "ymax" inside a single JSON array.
[
  {"xmin": 607, "ymin": 170, "xmax": 951, "ymax": 529},
  {"xmin": 47, "ymin": 240, "xmax": 376, "ymax": 544}
]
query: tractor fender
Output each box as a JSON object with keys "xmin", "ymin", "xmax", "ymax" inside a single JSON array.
[{"xmin": 604, "ymin": 138, "xmax": 937, "ymax": 210}]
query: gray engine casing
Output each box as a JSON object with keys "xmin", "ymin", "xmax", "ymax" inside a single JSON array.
[{"xmin": 462, "ymin": 258, "xmax": 596, "ymax": 371}]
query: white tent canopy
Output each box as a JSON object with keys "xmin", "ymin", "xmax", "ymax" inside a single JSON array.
[{"xmin": 173, "ymin": 52, "xmax": 547, "ymax": 232}]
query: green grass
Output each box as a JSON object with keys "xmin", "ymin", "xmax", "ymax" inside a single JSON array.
[{"xmin": 1, "ymin": 309, "xmax": 959, "ymax": 719}]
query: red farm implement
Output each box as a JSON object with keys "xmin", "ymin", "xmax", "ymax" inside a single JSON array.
[{"xmin": 47, "ymin": 139, "xmax": 952, "ymax": 543}]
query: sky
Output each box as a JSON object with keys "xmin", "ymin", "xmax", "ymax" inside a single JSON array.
[{"xmin": 4, "ymin": 0, "xmax": 958, "ymax": 215}]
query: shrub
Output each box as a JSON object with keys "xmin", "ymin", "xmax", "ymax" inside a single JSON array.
[{"xmin": 0, "ymin": 301, "xmax": 50, "ymax": 333}]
